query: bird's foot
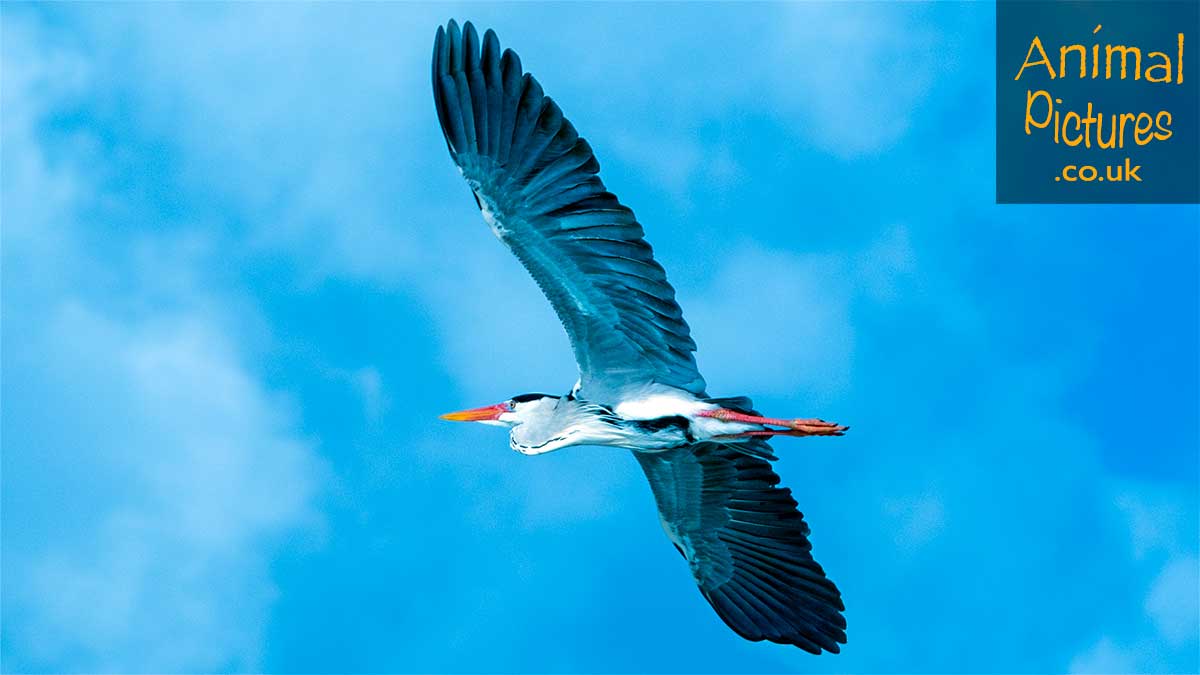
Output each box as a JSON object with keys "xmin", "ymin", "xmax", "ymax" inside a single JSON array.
[
  {"xmin": 787, "ymin": 418, "xmax": 848, "ymax": 435},
  {"xmin": 701, "ymin": 408, "xmax": 848, "ymax": 437}
]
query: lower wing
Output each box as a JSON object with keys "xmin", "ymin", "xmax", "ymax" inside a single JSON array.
[{"xmin": 634, "ymin": 439, "xmax": 846, "ymax": 653}]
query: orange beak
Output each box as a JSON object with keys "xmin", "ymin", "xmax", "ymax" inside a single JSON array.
[{"xmin": 439, "ymin": 403, "xmax": 509, "ymax": 422}]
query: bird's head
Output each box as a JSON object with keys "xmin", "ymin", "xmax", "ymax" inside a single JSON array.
[{"xmin": 439, "ymin": 393, "xmax": 557, "ymax": 428}]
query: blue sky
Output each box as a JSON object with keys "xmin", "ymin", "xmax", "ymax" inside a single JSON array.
[{"xmin": 2, "ymin": 2, "xmax": 1197, "ymax": 673}]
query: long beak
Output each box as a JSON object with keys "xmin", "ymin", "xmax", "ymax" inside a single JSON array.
[{"xmin": 439, "ymin": 403, "xmax": 508, "ymax": 422}]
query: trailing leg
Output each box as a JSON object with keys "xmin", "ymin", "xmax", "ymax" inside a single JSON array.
[{"xmin": 700, "ymin": 408, "xmax": 848, "ymax": 437}]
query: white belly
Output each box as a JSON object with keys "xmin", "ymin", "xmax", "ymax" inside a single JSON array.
[
  {"xmin": 613, "ymin": 392, "xmax": 711, "ymax": 420},
  {"xmin": 613, "ymin": 391, "xmax": 759, "ymax": 445}
]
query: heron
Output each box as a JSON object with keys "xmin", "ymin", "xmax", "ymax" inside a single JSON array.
[{"xmin": 432, "ymin": 20, "xmax": 848, "ymax": 654}]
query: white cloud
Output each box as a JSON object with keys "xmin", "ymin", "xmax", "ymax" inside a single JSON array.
[
  {"xmin": 420, "ymin": 227, "xmax": 578, "ymax": 401},
  {"xmin": 1065, "ymin": 488, "xmax": 1198, "ymax": 673},
  {"xmin": 18, "ymin": 304, "xmax": 324, "ymax": 672},
  {"xmin": 60, "ymin": 3, "xmax": 447, "ymax": 285},
  {"xmin": 688, "ymin": 243, "xmax": 855, "ymax": 399},
  {"xmin": 1070, "ymin": 636, "xmax": 1139, "ymax": 674},
  {"xmin": 2, "ymin": 13, "xmax": 325, "ymax": 670},
  {"xmin": 772, "ymin": 4, "xmax": 945, "ymax": 158},
  {"xmin": 0, "ymin": 15, "xmax": 90, "ymax": 269},
  {"xmin": 607, "ymin": 131, "xmax": 744, "ymax": 212},
  {"xmin": 1145, "ymin": 556, "xmax": 1200, "ymax": 646},
  {"xmin": 1116, "ymin": 488, "xmax": 1195, "ymax": 560},
  {"xmin": 687, "ymin": 225, "xmax": 915, "ymax": 402}
]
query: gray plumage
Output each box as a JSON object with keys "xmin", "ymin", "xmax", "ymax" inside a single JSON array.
[
  {"xmin": 432, "ymin": 20, "xmax": 846, "ymax": 654},
  {"xmin": 432, "ymin": 19, "xmax": 704, "ymax": 404}
]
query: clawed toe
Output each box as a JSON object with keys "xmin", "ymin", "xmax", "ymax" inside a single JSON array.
[
  {"xmin": 791, "ymin": 421, "xmax": 848, "ymax": 435},
  {"xmin": 788, "ymin": 419, "xmax": 847, "ymax": 436}
]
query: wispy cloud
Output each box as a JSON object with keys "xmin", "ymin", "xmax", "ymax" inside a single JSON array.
[
  {"xmin": 3, "ymin": 12, "xmax": 325, "ymax": 671},
  {"xmin": 2, "ymin": 4, "xmax": 1195, "ymax": 674},
  {"xmin": 1145, "ymin": 556, "xmax": 1200, "ymax": 645},
  {"xmin": 688, "ymin": 242, "xmax": 856, "ymax": 400},
  {"xmin": 772, "ymin": 3, "xmax": 946, "ymax": 158},
  {"xmin": 16, "ymin": 304, "xmax": 323, "ymax": 672}
]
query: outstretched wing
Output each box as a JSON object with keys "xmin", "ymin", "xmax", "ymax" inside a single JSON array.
[
  {"xmin": 635, "ymin": 439, "xmax": 847, "ymax": 654},
  {"xmin": 432, "ymin": 20, "xmax": 704, "ymax": 403}
]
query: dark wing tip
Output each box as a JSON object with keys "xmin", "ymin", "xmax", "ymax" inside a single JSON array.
[
  {"xmin": 432, "ymin": 24, "xmax": 446, "ymax": 73},
  {"xmin": 707, "ymin": 583, "xmax": 847, "ymax": 654},
  {"xmin": 447, "ymin": 20, "xmax": 463, "ymax": 71},
  {"xmin": 482, "ymin": 29, "xmax": 501, "ymax": 71},
  {"xmin": 463, "ymin": 21, "xmax": 481, "ymax": 70},
  {"xmin": 501, "ymin": 47, "xmax": 522, "ymax": 78}
]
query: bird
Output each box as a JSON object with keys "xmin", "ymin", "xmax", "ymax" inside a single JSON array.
[{"xmin": 431, "ymin": 19, "xmax": 848, "ymax": 654}]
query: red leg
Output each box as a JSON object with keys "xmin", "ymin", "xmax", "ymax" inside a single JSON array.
[
  {"xmin": 699, "ymin": 408, "xmax": 848, "ymax": 434},
  {"xmin": 714, "ymin": 426, "xmax": 847, "ymax": 440}
]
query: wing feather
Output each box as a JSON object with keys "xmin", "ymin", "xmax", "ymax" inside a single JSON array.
[
  {"xmin": 432, "ymin": 20, "xmax": 705, "ymax": 402},
  {"xmin": 635, "ymin": 438, "xmax": 847, "ymax": 654}
]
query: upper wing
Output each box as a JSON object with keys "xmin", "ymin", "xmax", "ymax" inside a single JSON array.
[
  {"xmin": 635, "ymin": 439, "xmax": 847, "ymax": 654},
  {"xmin": 432, "ymin": 20, "xmax": 705, "ymax": 403}
]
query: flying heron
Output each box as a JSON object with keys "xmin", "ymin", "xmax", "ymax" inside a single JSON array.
[{"xmin": 432, "ymin": 20, "xmax": 848, "ymax": 654}]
